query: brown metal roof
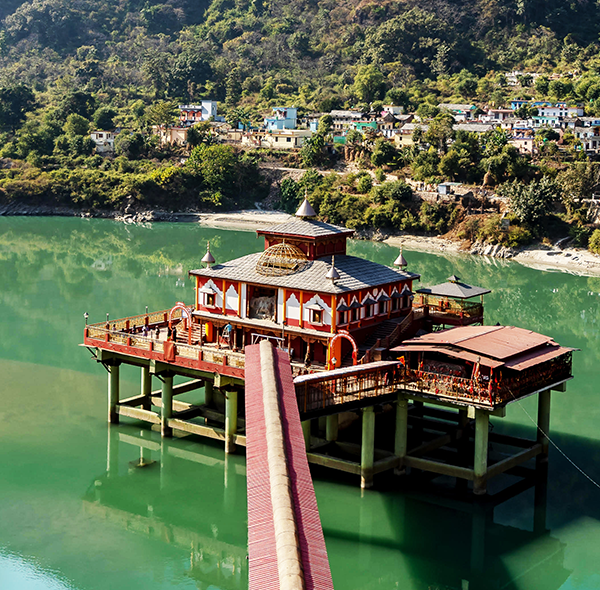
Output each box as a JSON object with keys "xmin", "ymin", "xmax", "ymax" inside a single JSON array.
[
  {"xmin": 393, "ymin": 344, "xmax": 504, "ymax": 368},
  {"xmin": 504, "ymin": 345, "xmax": 575, "ymax": 371}
]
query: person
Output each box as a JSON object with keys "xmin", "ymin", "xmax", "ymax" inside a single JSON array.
[
  {"xmin": 142, "ymin": 325, "xmax": 148, "ymax": 337},
  {"xmin": 155, "ymin": 326, "xmax": 160, "ymax": 339},
  {"xmin": 167, "ymin": 326, "xmax": 172, "ymax": 340},
  {"xmin": 172, "ymin": 326, "xmax": 177, "ymax": 342}
]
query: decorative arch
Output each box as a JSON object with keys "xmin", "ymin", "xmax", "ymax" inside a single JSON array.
[
  {"xmin": 169, "ymin": 301, "xmax": 193, "ymax": 329},
  {"xmin": 328, "ymin": 329, "xmax": 358, "ymax": 370}
]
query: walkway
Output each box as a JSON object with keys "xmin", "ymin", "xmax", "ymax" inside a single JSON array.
[{"xmin": 245, "ymin": 341, "xmax": 334, "ymax": 590}]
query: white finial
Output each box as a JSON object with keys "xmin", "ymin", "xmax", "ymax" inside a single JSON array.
[
  {"xmin": 295, "ymin": 195, "xmax": 317, "ymax": 218},
  {"xmin": 393, "ymin": 247, "xmax": 407, "ymax": 269},
  {"xmin": 201, "ymin": 241, "xmax": 215, "ymax": 268}
]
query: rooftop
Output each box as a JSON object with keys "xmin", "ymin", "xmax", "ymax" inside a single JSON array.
[
  {"xmin": 257, "ymin": 218, "xmax": 354, "ymax": 239},
  {"xmin": 417, "ymin": 280, "xmax": 491, "ymax": 299},
  {"xmin": 190, "ymin": 253, "xmax": 419, "ymax": 294}
]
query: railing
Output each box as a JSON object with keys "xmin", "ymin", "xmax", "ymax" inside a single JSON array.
[
  {"xmin": 88, "ymin": 308, "xmax": 182, "ymax": 333},
  {"xmin": 413, "ymin": 295, "xmax": 483, "ymax": 319},
  {"xmin": 361, "ymin": 311, "xmax": 414, "ymax": 364}
]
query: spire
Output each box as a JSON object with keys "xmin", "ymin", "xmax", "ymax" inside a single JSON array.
[
  {"xmin": 326, "ymin": 255, "xmax": 340, "ymax": 283},
  {"xmin": 447, "ymin": 274, "xmax": 460, "ymax": 283},
  {"xmin": 393, "ymin": 247, "xmax": 407, "ymax": 269},
  {"xmin": 201, "ymin": 241, "xmax": 215, "ymax": 268},
  {"xmin": 295, "ymin": 190, "xmax": 317, "ymax": 218}
]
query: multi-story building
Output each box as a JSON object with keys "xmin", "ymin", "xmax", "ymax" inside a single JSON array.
[{"xmin": 178, "ymin": 102, "xmax": 218, "ymax": 126}]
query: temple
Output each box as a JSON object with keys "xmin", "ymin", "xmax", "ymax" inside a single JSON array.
[{"xmin": 187, "ymin": 199, "xmax": 420, "ymax": 372}]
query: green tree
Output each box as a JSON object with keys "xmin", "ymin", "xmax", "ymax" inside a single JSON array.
[
  {"xmin": 424, "ymin": 112, "xmax": 455, "ymax": 154},
  {"xmin": 300, "ymin": 134, "xmax": 325, "ymax": 167},
  {"xmin": 317, "ymin": 114, "xmax": 333, "ymax": 136},
  {"xmin": 499, "ymin": 178, "xmax": 559, "ymax": 225},
  {"xmin": 93, "ymin": 106, "xmax": 116, "ymax": 130},
  {"xmin": 0, "ymin": 84, "xmax": 35, "ymax": 132},
  {"xmin": 187, "ymin": 121, "xmax": 217, "ymax": 148},
  {"xmin": 371, "ymin": 138, "xmax": 397, "ymax": 167},
  {"xmin": 353, "ymin": 65, "xmax": 385, "ymax": 103},
  {"xmin": 64, "ymin": 113, "xmax": 90, "ymax": 136},
  {"xmin": 114, "ymin": 131, "xmax": 145, "ymax": 159},
  {"xmin": 146, "ymin": 101, "xmax": 178, "ymax": 128}
]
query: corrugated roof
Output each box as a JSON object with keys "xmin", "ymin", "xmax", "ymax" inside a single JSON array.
[
  {"xmin": 257, "ymin": 218, "xmax": 354, "ymax": 239},
  {"xmin": 504, "ymin": 345, "xmax": 575, "ymax": 371},
  {"xmin": 190, "ymin": 253, "xmax": 420, "ymax": 294},
  {"xmin": 417, "ymin": 281, "xmax": 491, "ymax": 299},
  {"xmin": 393, "ymin": 344, "xmax": 504, "ymax": 368}
]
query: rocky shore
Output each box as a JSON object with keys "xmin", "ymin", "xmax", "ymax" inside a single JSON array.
[{"xmin": 3, "ymin": 203, "xmax": 600, "ymax": 277}]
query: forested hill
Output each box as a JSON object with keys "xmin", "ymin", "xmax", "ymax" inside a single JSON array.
[{"xmin": 2, "ymin": 0, "xmax": 600, "ymax": 113}]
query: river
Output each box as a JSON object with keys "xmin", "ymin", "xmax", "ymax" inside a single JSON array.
[{"xmin": 1, "ymin": 217, "xmax": 599, "ymax": 590}]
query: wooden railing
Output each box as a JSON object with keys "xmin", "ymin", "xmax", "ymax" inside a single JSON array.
[
  {"xmin": 413, "ymin": 295, "xmax": 483, "ymax": 318},
  {"xmin": 88, "ymin": 308, "xmax": 182, "ymax": 333},
  {"xmin": 361, "ymin": 311, "xmax": 414, "ymax": 364}
]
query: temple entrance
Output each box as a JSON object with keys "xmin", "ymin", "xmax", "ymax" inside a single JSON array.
[{"xmin": 248, "ymin": 286, "xmax": 277, "ymax": 321}]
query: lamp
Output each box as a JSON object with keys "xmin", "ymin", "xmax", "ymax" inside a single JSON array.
[{"xmin": 84, "ymin": 312, "xmax": 89, "ymax": 325}]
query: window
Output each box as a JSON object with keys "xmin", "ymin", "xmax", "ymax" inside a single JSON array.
[
  {"xmin": 98, "ymin": 133, "xmax": 103, "ymax": 138},
  {"xmin": 206, "ymin": 294, "xmax": 215, "ymax": 307},
  {"xmin": 392, "ymin": 297, "xmax": 400, "ymax": 311},
  {"xmin": 365, "ymin": 304, "xmax": 373, "ymax": 317},
  {"xmin": 339, "ymin": 311, "xmax": 348, "ymax": 325},
  {"xmin": 310, "ymin": 309, "xmax": 323, "ymax": 324},
  {"xmin": 351, "ymin": 308, "xmax": 359, "ymax": 322},
  {"xmin": 286, "ymin": 137, "xmax": 291, "ymax": 142}
]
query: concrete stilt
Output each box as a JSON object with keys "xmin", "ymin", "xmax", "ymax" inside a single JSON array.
[
  {"xmin": 394, "ymin": 394, "xmax": 408, "ymax": 475},
  {"xmin": 537, "ymin": 389, "xmax": 551, "ymax": 464},
  {"xmin": 361, "ymin": 406, "xmax": 375, "ymax": 489},
  {"xmin": 141, "ymin": 366, "xmax": 151, "ymax": 411},
  {"xmin": 473, "ymin": 410, "xmax": 489, "ymax": 495},
  {"xmin": 161, "ymin": 374, "xmax": 173, "ymax": 437},
  {"xmin": 204, "ymin": 379, "xmax": 214, "ymax": 406},
  {"xmin": 108, "ymin": 362, "xmax": 120, "ymax": 424},
  {"xmin": 326, "ymin": 414, "xmax": 338, "ymax": 442},
  {"xmin": 225, "ymin": 389, "xmax": 238, "ymax": 454},
  {"xmin": 302, "ymin": 420, "xmax": 311, "ymax": 451}
]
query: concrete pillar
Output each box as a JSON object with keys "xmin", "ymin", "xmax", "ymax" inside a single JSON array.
[
  {"xmin": 204, "ymin": 379, "xmax": 214, "ymax": 406},
  {"xmin": 318, "ymin": 416, "xmax": 327, "ymax": 437},
  {"xmin": 394, "ymin": 394, "xmax": 408, "ymax": 475},
  {"xmin": 141, "ymin": 366, "xmax": 151, "ymax": 411},
  {"xmin": 473, "ymin": 410, "xmax": 489, "ymax": 495},
  {"xmin": 534, "ymin": 460, "xmax": 549, "ymax": 535},
  {"xmin": 537, "ymin": 389, "xmax": 551, "ymax": 464},
  {"xmin": 326, "ymin": 414, "xmax": 338, "ymax": 442},
  {"xmin": 361, "ymin": 406, "xmax": 375, "ymax": 489},
  {"xmin": 108, "ymin": 362, "xmax": 120, "ymax": 424},
  {"xmin": 225, "ymin": 389, "xmax": 238, "ymax": 454},
  {"xmin": 106, "ymin": 424, "xmax": 119, "ymax": 478},
  {"xmin": 161, "ymin": 374, "xmax": 173, "ymax": 437},
  {"xmin": 413, "ymin": 400, "xmax": 424, "ymax": 445},
  {"xmin": 302, "ymin": 420, "xmax": 311, "ymax": 451}
]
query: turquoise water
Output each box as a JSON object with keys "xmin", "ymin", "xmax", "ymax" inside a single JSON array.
[{"xmin": 1, "ymin": 217, "xmax": 600, "ymax": 590}]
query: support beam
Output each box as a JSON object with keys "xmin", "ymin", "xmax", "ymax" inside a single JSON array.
[
  {"xmin": 225, "ymin": 389, "xmax": 238, "ymax": 454},
  {"xmin": 302, "ymin": 420, "xmax": 311, "ymax": 451},
  {"xmin": 108, "ymin": 362, "xmax": 120, "ymax": 424},
  {"xmin": 204, "ymin": 379, "xmax": 214, "ymax": 406},
  {"xmin": 326, "ymin": 414, "xmax": 338, "ymax": 442},
  {"xmin": 473, "ymin": 410, "xmax": 489, "ymax": 495},
  {"xmin": 141, "ymin": 366, "xmax": 151, "ymax": 410},
  {"xmin": 161, "ymin": 374, "xmax": 174, "ymax": 437},
  {"xmin": 361, "ymin": 406, "xmax": 375, "ymax": 489},
  {"xmin": 394, "ymin": 394, "xmax": 408, "ymax": 474},
  {"xmin": 537, "ymin": 389, "xmax": 551, "ymax": 464}
]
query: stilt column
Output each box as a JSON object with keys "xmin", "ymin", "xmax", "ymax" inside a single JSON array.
[
  {"xmin": 108, "ymin": 362, "xmax": 120, "ymax": 424},
  {"xmin": 537, "ymin": 389, "xmax": 551, "ymax": 464},
  {"xmin": 394, "ymin": 394, "xmax": 408, "ymax": 475},
  {"xmin": 141, "ymin": 366, "xmax": 151, "ymax": 411},
  {"xmin": 225, "ymin": 389, "xmax": 238, "ymax": 454},
  {"xmin": 204, "ymin": 380, "xmax": 214, "ymax": 406},
  {"xmin": 473, "ymin": 410, "xmax": 489, "ymax": 495},
  {"xmin": 161, "ymin": 374, "xmax": 173, "ymax": 437},
  {"xmin": 361, "ymin": 406, "xmax": 375, "ymax": 489},
  {"xmin": 326, "ymin": 414, "xmax": 338, "ymax": 442}
]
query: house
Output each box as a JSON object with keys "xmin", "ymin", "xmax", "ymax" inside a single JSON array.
[
  {"xmin": 480, "ymin": 108, "xmax": 513, "ymax": 122},
  {"xmin": 438, "ymin": 103, "xmax": 477, "ymax": 121},
  {"xmin": 509, "ymin": 130, "xmax": 536, "ymax": 155},
  {"xmin": 264, "ymin": 107, "xmax": 298, "ymax": 131},
  {"xmin": 330, "ymin": 110, "xmax": 364, "ymax": 131},
  {"xmin": 382, "ymin": 105, "xmax": 404, "ymax": 116},
  {"xmin": 452, "ymin": 123, "xmax": 496, "ymax": 134},
  {"xmin": 178, "ymin": 102, "xmax": 218, "ymax": 126},
  {"xmin": 152, "ymin": 125, "xmax": 189, "ymax": 146},
  {"xmin": 579, "ymin": 117, "xmax": 600, "ymax": 127},
  {"xmin": 241, "ymin": 129, "xmax": 312, "ymax": 149},
  {"xmin": 573, "ymin": 126, "xmax": 600, "ymax": 152},
  {"xmin": 90, "ymin": 130, "xmax": 118, "ymax": 154},
  {"xmin": 394, "ymin": 123, "xmax": 428, "ymax": 147}
]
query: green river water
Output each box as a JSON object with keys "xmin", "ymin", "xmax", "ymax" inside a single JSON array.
[{"xmin": 1, "ymin": 216, "xmax": 600, "ymax": 590}]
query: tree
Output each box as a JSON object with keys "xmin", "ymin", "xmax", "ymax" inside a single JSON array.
[
  {"xmin": 499, "ymin": 178, "xmax": 559, "ymax": 225},
  {"xmin": 371, "ymin": 138, "xmax": 397, "ymax": 167},
  {"xmin": 424, "ymin": 113, "xmax": 455, "ymax": 154},
  {"xmin": 114, "ymin": 131, "xmax": 145, "ymax": 159},
  {"xmin": 93, "ymin": 107, "xmax": 116, "ymax": 130},
  {"xmin": 317, "ymin": 114, "xmax": 333, "ymax": 136},
  {"xmin": 145, "ymin": 101, "xmax": 178, "ymax": 128},
  {"xmin": 353, "ymin": 65, "xmax": 385, "ymax": 103},
  {"xmin": 300, "ymin": 134, "xmax": 325, "ymax": 167},
  {"xmin": 187, "ymin": 121, "xmax": 217, "ymax": 148},
  {"xmin": 0, "ymin": 84, "xmax": 35, "ymax": 132},
  {"xmin": 64, "ymin": 113, "xmax": 90, "ymax": 136},
  {"xmin": 535, "ymin": 76, "xmax": 549, "ymax": 95}
]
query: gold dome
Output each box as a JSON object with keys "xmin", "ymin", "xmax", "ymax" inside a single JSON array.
[{"xmin": 256, "ymin": 241, "xmax": 309, "ymax": 276}]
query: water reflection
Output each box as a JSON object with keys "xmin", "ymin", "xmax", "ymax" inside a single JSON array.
[{"xmin": 84, "ymin": 426, "xmax": 248, "ymax": 590}]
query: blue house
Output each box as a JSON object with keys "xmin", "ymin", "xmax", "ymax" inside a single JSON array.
[{"xmin": 264, "ymin": 107, "xmax": 298, "ymax": 131}]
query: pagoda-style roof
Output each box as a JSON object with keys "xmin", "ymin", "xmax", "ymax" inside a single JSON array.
[
  {"xmin": 190, "ymin": 253, "xmax": 419, "ymax": 294},
  {"xmin": 416, "ymin": 279, "xmax": 490, "ymax": 299},
  {"xmin": 257, "ymin": 218, "xmax": 354, "ymax": 240}
]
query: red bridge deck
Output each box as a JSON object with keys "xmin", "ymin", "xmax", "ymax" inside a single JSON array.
[{"xmin": 245, "ymin": 343, "xmax": 334, "ymax": 590}]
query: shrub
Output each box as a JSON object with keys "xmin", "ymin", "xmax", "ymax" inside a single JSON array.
[
  {"xmin": 357, "ymin": 174, "xmax": 373, "ymax": 193},
  {"xmin": 589, "ymin": 229, "xmax": 600, "ymax": 254}
]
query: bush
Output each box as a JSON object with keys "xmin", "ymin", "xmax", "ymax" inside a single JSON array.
[
  {"xmin": 589, "ymin": 229, "xmax": 600, "ymax": 254},
  {"xmin": 357, "ymin": 174, "xmax": 373, "ymax": 193},
  {"xmin": 375, "ymin": 168, "xmax": 386, "ymax": 182}
]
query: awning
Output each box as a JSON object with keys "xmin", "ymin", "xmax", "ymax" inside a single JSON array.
[
  {"xmin": 337, "ymin": 302, "xmax": 350, "ymax": 311},
  {"xmin": 363, "ymin": 297, "xmax": 377, "ymax": 306},
  {"xmin": 377, "ymin": 293, "xmax": 391, "ymax": 302},
  {"xmin": 349, "ymin": 300, "xmax": 362, "ymax": 309},
  {"xmin": 199, "ymin": 286, "xmax": 216, "ymax": 294},
  {"xmin": 306, "ymin": 303, "xmax": 324, "ymax": 311}
]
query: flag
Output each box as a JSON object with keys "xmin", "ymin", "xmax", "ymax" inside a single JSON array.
[{"xmin": 397, "ymin": 356, "xmax": 406, "ymax": 365}]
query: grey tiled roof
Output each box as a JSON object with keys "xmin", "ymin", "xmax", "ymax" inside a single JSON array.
[
  {"xmin": 417, "ymin": 281, "xmax": 490, "ymax": 299},
  {"xmin": 190, "ymin": 253, "xmax": 420, "ymax": 294},
  {"xmin": 257, "ymin": 218, "xmax": 354, "ymax": 238}
]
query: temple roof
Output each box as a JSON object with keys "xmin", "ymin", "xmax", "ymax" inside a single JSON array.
[
  {"xmin": 190, "ymin": 253, "xmax": 419, "ymax": 294},
  {"xmin": 257, "ymin": 218, "xmax": 354, "ymax": 240},
  {"xmin": 416, "ymin": 280, "xmax": 490, "ymax": 299}
]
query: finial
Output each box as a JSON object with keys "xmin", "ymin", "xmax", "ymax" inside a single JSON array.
[
  {"xmin": 295, "ymin": 194, "xmax": 317, "ymax": 218},
  {"xmin": 393, "ymin": 247, "xmax": 407, "ymax": 269},
  {"xmin": 202, "ymin": 241, "xmax": 216, "ymax": 268},
  {"xmin": 326, "ymin": 255, "xmax": 340, "ymax": 282},
  {"xmin": 447, "ymin": 274, "xmax": 460, "ymax": 283}
]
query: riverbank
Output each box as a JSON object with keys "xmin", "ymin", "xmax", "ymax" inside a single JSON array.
[{"xmin": 3, "ymin": 204, "xmax": 600, "ymax": 277}]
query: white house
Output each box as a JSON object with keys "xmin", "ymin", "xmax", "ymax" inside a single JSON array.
[
  {"xmin": 264, "ymin": 107, "xmax": 298, "ymax": 131},
  {"xmin": 179, "ymin": 102, "xmax": 218, "ymax": 126},
  {"xmin": 90, "ymin": 130, "xmax": 118, "ymax": 154}
]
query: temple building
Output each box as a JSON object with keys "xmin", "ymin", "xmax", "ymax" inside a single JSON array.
[{"xmin": 187, "ymin": 200, "xmax": 420, "ymax": 371}]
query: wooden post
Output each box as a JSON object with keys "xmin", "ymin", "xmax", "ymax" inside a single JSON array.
[
  {"xmin": 473, "ymin": 410, "xmax": 489, "ymax": 495},
  {"xmin": 302, "ymin": 420, "xmax": 311, "ymax": 451},
  {"xmin": 394, "ymin": 394, "xmax": 408, "ymax": 474},
  {"xmin": 225, "ymin": 388, "xmax": 238, "ymax": 454},
  {"xmin": 204, "ymin": 379, "xmax": 213, "ymax": 406},
  {"xmin": 299, "ymin": 290, "xmax": 304, "ymax": 328},
  {"xmin": 141, "ymin": 366, "xmax": 151, "ymax": 410},
  {"xmin": 537, "ymin": 389, "xmax": 551, "ymax": 464},
  {"xmin": 361, "ymin": 406, "xmax": 375, "ymax": 489},
  {"xmin": 108, "ymin": 362, "xmax": 120, "ymax": 424},
  {"xmin": 326, "ymin": 414, "xmax": 338, "ymax": 441},
  {"xmin": 161, "ymin": 374, "xmax": 173, "ymax": 437}
]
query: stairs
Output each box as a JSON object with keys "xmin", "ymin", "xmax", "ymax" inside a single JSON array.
[{"xmin": 174, "ymin": 321, "xmax": 205, "ymax": 345}]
